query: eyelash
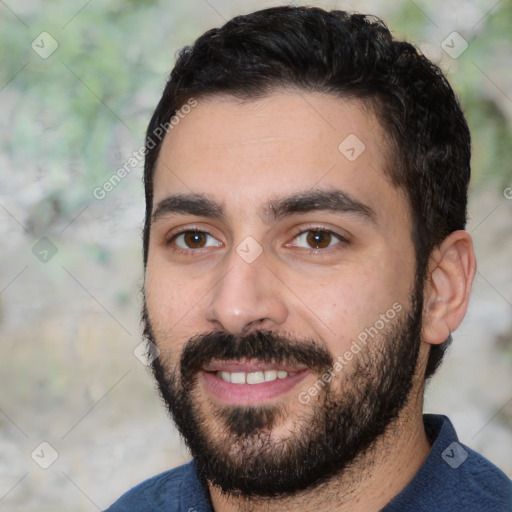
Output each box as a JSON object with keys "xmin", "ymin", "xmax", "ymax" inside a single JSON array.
[
  {"xmin": 165, "ymin": 227, "xmax": 215, "ymax": 257},
  {"xmin": 287, "ymin": 226, "xmax": 348, "ymax": 253},
  {"xmin": 165, "ymin": 226, "xmax": 349, "ymax": 255}
]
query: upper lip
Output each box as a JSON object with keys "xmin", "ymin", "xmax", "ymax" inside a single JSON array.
[{"xmin": 202, "ymin": 359, "xmax": 309, "ymax": 373}]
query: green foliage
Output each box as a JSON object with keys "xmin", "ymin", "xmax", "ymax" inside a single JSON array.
[
  {"xmin": 1, "ymin": 0, "xmax": 511, "ymax": 229},
  {"xmin": 1, "ymin": 0, "xmax": 190, "ymax": 223},
  {"xmin": 391, "ymin": 1, "xmax": 512, "ymax": 185}
]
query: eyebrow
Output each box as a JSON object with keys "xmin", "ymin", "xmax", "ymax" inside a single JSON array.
[
  {"xmin": 264, "ymin": 189, "xmax": 376, "ymax": 224},
  {"xmin": 152, "ymin": 193, "xmax": 225, "ymax": 222},
  {"xmin": 152, "ymin": 189, "xmax": 376, "ymax": 225}
]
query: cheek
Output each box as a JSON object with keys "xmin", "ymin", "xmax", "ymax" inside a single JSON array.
[
  {"xmin": 283, "ymin": 270, "xmax": 373, "ymax": 351},
  {"xmin": 286, "ymin": 261, "xmax": 411, "ymax": 356},
  {"xmin": 144, "ymin": 262, "xmax": 205, "ymax": 347}
]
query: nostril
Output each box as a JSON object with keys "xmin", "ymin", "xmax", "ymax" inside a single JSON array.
[{"xmin": 243, "ymin": 318, "xmax": 267, "ymax": 334}]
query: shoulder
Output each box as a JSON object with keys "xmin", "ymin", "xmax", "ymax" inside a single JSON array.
[
  {"xmin": 427, "ymin": 414, "xmax": 512, "ymax": 509},
  {"xmin": 453, "ymin": 442, "xmax": 512, "ymax": 509},
  {"xmin": 104, "ymin": 462, "xmax": 190, "ymax": 512},
  {"xmin": 384, "ymin": 414, "xmax": 512, "ymax": 512}
]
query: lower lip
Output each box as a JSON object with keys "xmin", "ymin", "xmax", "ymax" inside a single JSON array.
[{"xmin": 201, "ymin": 370, "xmax": 309, "ymax": 405}]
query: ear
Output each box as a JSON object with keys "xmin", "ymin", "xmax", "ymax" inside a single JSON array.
[{"xmin": 422, "ymin": 230, "xmax": 476, "ymax": 345}]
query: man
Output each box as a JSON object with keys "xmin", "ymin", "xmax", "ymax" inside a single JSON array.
[{"xmin": 105, "ymin": 5, "xmax": 512, "ymax": 511}]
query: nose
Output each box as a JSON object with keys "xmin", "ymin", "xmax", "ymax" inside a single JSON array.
[{"xmin": 205, "ymin": 247, "xmax": 288, "ymax": 336}]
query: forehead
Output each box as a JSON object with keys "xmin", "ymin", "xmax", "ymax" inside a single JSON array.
[{"xmin": 153, "ymin": 91, "xmax": 408, "ymax": 225}]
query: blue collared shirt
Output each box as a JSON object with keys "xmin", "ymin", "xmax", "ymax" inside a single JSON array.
[{"xmin": 105, "ymin": 414, "xmax": 512, "ymax": 511}]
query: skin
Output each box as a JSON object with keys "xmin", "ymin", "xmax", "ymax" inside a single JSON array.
[{"xmin": 144, "ymin": 91, "xmax": 476, "ymax": 511}]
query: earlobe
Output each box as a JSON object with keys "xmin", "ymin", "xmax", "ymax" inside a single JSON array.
[{"xmin": 421, "ymin": 230, "xmax": 476, "ymax": 345}]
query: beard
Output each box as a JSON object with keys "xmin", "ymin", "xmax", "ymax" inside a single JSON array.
[{"xmin": 143, "ymin": 284, "xmax": 424, "ymax": 499}]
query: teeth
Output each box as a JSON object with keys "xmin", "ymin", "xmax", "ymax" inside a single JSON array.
[
  {"xmin": 220, "ymin": 371, "xmax": 231, "ymax": 383},
  {"xmin": 231, "ymin": 372, "xmax": 246, "ymax": 384},
  {"xmin": 264, "ymin": 370, "xmax": 278, "ymax": 382},
  {"xmin": 217, "ymin": 370, "xmax": 294, "ymax": 384},
  {"xmin": 246, "ymin": 371, "xmax": 265, "ymax": 384}
]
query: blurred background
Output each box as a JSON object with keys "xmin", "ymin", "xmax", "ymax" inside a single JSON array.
[{"xmin": 0, "ymin": 0, "xmax": 511, "ymax": 510}]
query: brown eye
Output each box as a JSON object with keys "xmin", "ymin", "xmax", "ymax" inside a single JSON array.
[
  {"xmin": 289, "ymin": 229, "xmax": 344, "ymax": 250},
  {"xmin": 183, "ymin": 231, "xmax": 207, "ymax": 248},
  {"xmin": 173, "ymin": 230, "xmax": 222, "ymax": 250},
  {"xmin": 306, "ymin": 230, "xmax": 332, "ymax": 249}
]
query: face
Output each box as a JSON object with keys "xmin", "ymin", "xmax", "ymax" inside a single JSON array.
[{"xmin": 144, "ymin": 91, "xmax": 423, "ymax": 497}]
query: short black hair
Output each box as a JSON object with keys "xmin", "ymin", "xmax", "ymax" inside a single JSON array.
[{"xmin": 142, "ymin": 5, "xmax": 471, "ymax": 379}]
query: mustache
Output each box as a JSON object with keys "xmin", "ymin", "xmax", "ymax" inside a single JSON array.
[{"xmin": 178, "ymin": 330, "xmax": 334, "ymax": 381}]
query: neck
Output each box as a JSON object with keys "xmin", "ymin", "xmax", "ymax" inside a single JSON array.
[{"xmin": 208, "ymin": 391, "xmax": 430, "ymax": 512}]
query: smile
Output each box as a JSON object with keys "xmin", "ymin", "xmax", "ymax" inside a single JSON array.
[
  {"xmin": 216, "ymin": 370, "xmax": 296, "ymax": 384},
  {"xmin": 200, "ymin": 360, "xmax": 309, "ymax": 405}
]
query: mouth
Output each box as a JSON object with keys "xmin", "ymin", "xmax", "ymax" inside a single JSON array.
[
  {"xmin": 216, "ymin": 369, "xmax": 296, "ymax": 384},
  {"xmin": 200, "ymin": 360, "xmax": 310, "ymax": 405}
]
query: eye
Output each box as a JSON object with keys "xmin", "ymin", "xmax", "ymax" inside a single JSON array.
[
  {"xmin": 172, "ymin": 230, "xmax": 222, "ymax": 250},
  {"xmin": 290, "ymin": 229, "xmax": 344, "ymax": 250}
]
